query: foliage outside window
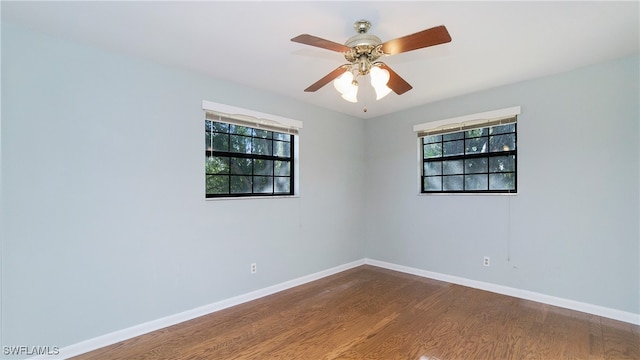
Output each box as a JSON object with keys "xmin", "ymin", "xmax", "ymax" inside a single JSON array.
[
  {"xmin": 205, "ymin": 120, "xmax": 294, "ymax": 197},
  {"xmin": 421, "ymin": 119, "xmax": 517, "ymax": 193}
]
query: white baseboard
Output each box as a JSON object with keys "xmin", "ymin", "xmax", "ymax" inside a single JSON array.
[
  {"xmin": 40, "ymin": 259, "xmax": 365, "ymax": 360},
  {"xmin": 34, "ymin": 257, "xmax": 638, "ymax": 359},
  {"xmin": 364, "ymin": 258, "xmax": 640, "ymax": 326}
]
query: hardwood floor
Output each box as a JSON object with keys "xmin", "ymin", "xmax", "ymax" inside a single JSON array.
[{"xmin": 72, "ymin": 266, "xmax": 639, "ymax": 360}]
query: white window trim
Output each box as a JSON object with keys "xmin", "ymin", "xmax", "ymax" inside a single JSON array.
[
  {"xmin": 203, "ymin": 100, "xmax": 302, "ymax": 199},
  {"xmin": 413, "ymin": 106, "xmax": 520, "ymax": 135},
  {"xmin": 414, "ymin": 106, "xmax": 521, "ymax": 195},
  {"xmin": 202, "ymin": 100, "xmax": 303, "ymax": 132}
]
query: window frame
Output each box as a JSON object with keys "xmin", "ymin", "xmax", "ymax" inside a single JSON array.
[
  {"xmin": 414, "ymin": 107, "xmax": 520, "ymax": 195},
  {"xmin": 202, "ymin": 100, "xmax": 302, "ymax": 199}
]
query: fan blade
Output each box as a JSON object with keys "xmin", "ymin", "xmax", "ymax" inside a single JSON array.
[
  {"xmin": 381, "ymin": 25, "xmax": 451, "ymax": 55},
  {"xmin": 304, "ymin": 66, "xmax": 349, "ymax": 92},
  {"xmin": 377, "ymin": 63, "xmax": 412, "ymax": 95},
  {"xmin": 291, "ymin": 34, "xmax": 351, "ymax": 53}
]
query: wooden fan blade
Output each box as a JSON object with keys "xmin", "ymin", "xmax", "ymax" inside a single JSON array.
[
  {"xmin": 304, "ymin": 66, "xmax": 349, "ymax": 92},
  {"xmin": 291, "ymin": 34, "xmax": 351, "ymax": 53},
  {"xmin": 381, "ymin": 25, "xmax": 451, "ymax": 55},
  {"xmin": 377, "ymin": 63, "xmax": 413, "ymax": 95}
]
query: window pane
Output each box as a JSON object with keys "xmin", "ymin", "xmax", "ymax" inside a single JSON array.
[
  {"xmin": 489, "ymin": 155, "xmax": 515, "ymax": 173},
  {"xmin": 424, "ymin": 176, "xmax": 442, "ymax": 191},
  {"xmin": 465, "ymin": 137, "xmax": 488, "ymax": 154},
  {"xmin": 443, "ymin": 132, "xmax": 464, "ymax": 141},
  {"xmin": 206, "ymin": 156, "xmax": 229, "ymax": 174},
  {"xmin": 230, "ymin": 157, "xmax": 252, "ymax": 175},
  {"xmin": 252, "ymin": 138, "xmax": 273, "ymax": 156},
  {"xmin": 465, "ymin": 174, "xmax": 488, "ymax": 190},
  {"xmin": 443, "ymin": 140, "xmax": 464, "ymax": 157},
  {"xmin": 443, "ymin": 175, "xmax": 464, "ymax": 191},
  {"xmin": 490, "ymin": 123, "xmax": 515, "ymax": 135},
  {"xmin": 490, "ymin": 133, "xmax": 516, "ymax": 152},
  {"xmin": 212, "ymin": 132, "xmax": 229, "ymax": 152},
  {"xmin": 209, "ymin": 121, "xmax": 229, "ymax": 133},
  {"xmin": 274, "ymin": 177, "xmax": 290, "ymax": 193},
  {"xmin": 205, "ymin": 132, "xmax": 213, "ymax": 151},
  {"xmin": 423, "ymin": 135, "xmax": 442, "ymax": 144},
  {"xmin": 489, "ymin": 173, "xmax": 516, "ymax": 190},
  {"xmin": 230, "ymin": 176, "xmax": 252, "ymax": 193},
  {"xmin": 252, "ymin": 129, "xmax": 272, "ymax": 139},
  {"xmin": 423, "ymin": 143, "xmax": 442, "ymax": 158},
  {"xmin": 253, "ymin": 176, "xmax": 273, "ymax": 193},
  {"xmin": 273, "ymin": 132, "xmax": 290, "ymax": 141},
  {"xmin": 206, "ymin": 175, "xmax": 229, "ymax": 195},
  {"xmin": 230, "ymin": 135, "xmax": 252, "ymax": 153},
  {"xmin": 466, "ymin": 128, "xmax": 487, "ymax": 138},
  {"xmin": 229, "ymin": 125, "xmax": 251, "ymax": 135},
  {"xmin": 273, "ymin": 141, "xmax": 291, "ymax": 157},
  {"xmin": 274, "ymin": 161, "xmax": 290, "ymax": 176},
  {"xmin": 443, "ymin": 159, "xmax": 463, "ymax": 175},
  {"xmin": 253, "ymin": 159, "xmax": 273, "ymax": 176},
  {"xmin": 424, "ymin": 161, "xmax": 442, "ymax": 176},
  {"xmin": 465, "ymin": 157, "xmax": 488, "ymax": 174}
]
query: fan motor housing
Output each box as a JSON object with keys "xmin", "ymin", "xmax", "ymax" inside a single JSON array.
[{"xmin": 344, "ymin": 21, "xmax": 384, "ymax": 64}]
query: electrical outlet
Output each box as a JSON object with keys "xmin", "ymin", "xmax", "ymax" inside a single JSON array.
[
  {"xmin": 483, "ymin": 257, "xmax": 490, "ymax": 267},
  {"xmin": 250, "ymin": 263, "xmax": 257, "ymax": 274}
]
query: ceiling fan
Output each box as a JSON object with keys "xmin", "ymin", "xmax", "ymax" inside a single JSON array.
[{"xmin": 291, "ymin": 20, "xmax": 451, "ymax": 102}]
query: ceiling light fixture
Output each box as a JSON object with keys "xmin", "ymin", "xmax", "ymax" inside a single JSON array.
[
  {"xmin": 292, "ymin": 19, "xmax": 452, "ymax": 104},
  {"xmin": 332, "ymin": 61, "xmax": 392, "ymax": 103}
]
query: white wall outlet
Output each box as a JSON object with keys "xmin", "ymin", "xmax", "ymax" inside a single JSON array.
[
  {"xmin": 250, "ymin": 263, "xmax": 257, "ymax": 274},
  {"xmin": 483, "ymin": 256, "xmax": 490, "ymax": 267}
]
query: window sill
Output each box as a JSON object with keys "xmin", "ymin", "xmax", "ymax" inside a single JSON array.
[
  {"xmin": 418, "ymin": 192, "xmax": 518, "ymax": 197},
  {"xmin": 205, "ymin": 195, "xmax": 300, "ymax": 201}
]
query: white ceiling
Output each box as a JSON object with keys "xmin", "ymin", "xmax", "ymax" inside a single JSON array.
[{"xmin": 3, "ymin": 1, "xmax": 639, "ymax": 119}]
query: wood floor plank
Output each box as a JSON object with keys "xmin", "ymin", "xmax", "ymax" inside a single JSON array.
[
  {"xmin": 71, "ymin": 265, "xmax": 639, "ymax": 360},
  {"xmin": 589, "ymin": 315, "xmax": 606, "ymax": 360},
  {"xmin": 601, "ymin": 317, "xmax": 640, "ymax": 360}
]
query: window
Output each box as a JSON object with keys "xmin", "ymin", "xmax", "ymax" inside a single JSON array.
[
  {"xmin": 415, "ymin": 107, "xmax": 519, "ymax": 194},
  {"xmin": 203, "ymin": 101, "xmax": 302, "ymax": 198}
]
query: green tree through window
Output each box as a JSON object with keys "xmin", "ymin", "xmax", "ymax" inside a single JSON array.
[
  {"xmin": 421, "ymin": 121, "xmax": 517, "ymax": 193},
  {"xmin": 206, "ymin": 120, "xmax": 294, "ymax": 197}
]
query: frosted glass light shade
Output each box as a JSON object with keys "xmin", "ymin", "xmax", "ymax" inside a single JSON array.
[
  {"xmin": 333, "ymin": 71, "xmax": 354, "ymax": 94},
  {"xmin": 370, "ymin": 66, "xmax": 392, "ymax": 100},
  {"xmin": 341, "ymin": 83, "xmax": 358, "ymax": 103},
  {"xmin": 333, "ymin": 71, "xmax": 358, "ymax": 103}
]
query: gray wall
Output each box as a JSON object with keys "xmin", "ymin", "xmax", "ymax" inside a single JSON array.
[
  {"xmin": 364, "ymin": 54, "xmax": 639, "ymax": 315},
  {"xmin": 2, "ymin": 20, "xmax": 639, "ymax": 354},
  {"xmin": 1, "ymin": 23, "xmax": 365, "ymax": 349}
]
